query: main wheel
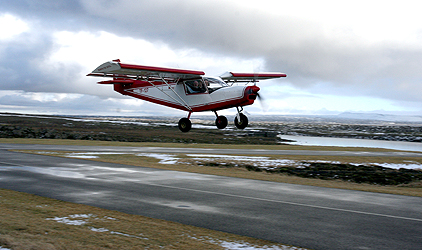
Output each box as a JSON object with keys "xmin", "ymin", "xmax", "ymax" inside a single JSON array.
[
  {"xmin": 178, "ymin": 118, "xmax": 192, "ymax": 132},
  {"xmin": 234, "ymin": 113, "xmax": 248, "ymax": 129},
  {"xmin": 215, "ymin": 115, "xmax": 228, "ymax": 129}
]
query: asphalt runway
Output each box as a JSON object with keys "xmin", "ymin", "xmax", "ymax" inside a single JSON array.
[{"xmin": 1, "ymin": 143, "xmax": 422, "ymax": 249}]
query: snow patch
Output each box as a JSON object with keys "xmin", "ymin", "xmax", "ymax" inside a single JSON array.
[
  {"xmin": 65, "ymin": 152, "xmax": 126, "ymax": 159},
  {"xmin": 46, "ymin": 214, "xmax": 94, "ymax": 225},
  {"xmin": 46, "ymin": 214, "xmax": 148, "ymax": 240},
  {"xmin": 186, "ymin": 154, "xmax": 297, "ymax": 167},
  {"xmin": 46, "ymin": 217, "xmax": 87, "ymax": 226},
  {"xmin": 220, "ymin": 241, "xmax": 305, "ymax": 249},
  {"xmin": 90, "ymin": 227, "xmax": 109, "ymax": 232},
  {"xmin": 136, "ymin": 153, "xmax": 179, "ymax": 164},
  {"xmin": 188, "ymin": 235, "xmax": 306, "ymax": 250}
]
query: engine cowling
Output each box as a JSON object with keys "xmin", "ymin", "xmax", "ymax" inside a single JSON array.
[{"xmin": 243, "ymin": 85, "xmax": 260, "ymax": 104}]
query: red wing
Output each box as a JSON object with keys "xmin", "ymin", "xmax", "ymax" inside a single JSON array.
[
  {"xmin": 87, "ymin": 59, "xmax": 205, "ymax": 81},
  {"xmin": 220, "ymin": 71, "xmax": 287, "ymax": 83}
]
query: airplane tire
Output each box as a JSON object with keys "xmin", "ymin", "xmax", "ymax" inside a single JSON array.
[
  {"xmin": 178, "ymin": 118, "xmax": 192, "ymax": 132},
  {"xmin": 234, "ymin": 113, "xmax": 248, "ymax": 129},
  {"xmin": 215, "ymin": 115, "xmax": 228, "ymax": 129}
]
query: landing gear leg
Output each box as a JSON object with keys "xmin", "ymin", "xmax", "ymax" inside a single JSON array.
[
  {"xmin": 178, "ymin": 112, "xmax": 192, "ymax": 132},
  {"xmin": 214, "ymin": 111, "xmax": 228, "ymax": 129},
  {"xmin": 234, "ymin": 107, "xmax": 248, "ymax": 129}
]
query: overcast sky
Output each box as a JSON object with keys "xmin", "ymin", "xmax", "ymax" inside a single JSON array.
[{"xmin": 1, "ymin": 0, "xmax": 422, "ymax": 118}]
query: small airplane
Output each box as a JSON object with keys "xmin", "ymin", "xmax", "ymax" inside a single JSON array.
[{"xmin": 88, "ymin": 59, "xmax": 286, "ymax": 132}]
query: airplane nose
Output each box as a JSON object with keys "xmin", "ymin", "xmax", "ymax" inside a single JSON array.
[
  {"xmin": 250, "ymin": 85, "xmax": 260, "ymax": 94},
  {"xmin": 246, "ymin": 86, "xmax": 260, "ymax": 100}
]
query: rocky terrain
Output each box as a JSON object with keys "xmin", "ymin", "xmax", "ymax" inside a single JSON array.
[
  {"xmin": 1, "ymin": 113, "xmax": 422, "ymax": 144},
  {"xmin": 0, "ymin": 113, "xmax": 279, "ymax": 144}
]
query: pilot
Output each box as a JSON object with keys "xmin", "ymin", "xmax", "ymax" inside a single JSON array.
[
  {"xmin": 188, "ymin": 80, "xmax": 206, "ymax": 93},
  {"xmin": 193, "ymin": 80, "xmax": 200, "ymax": 89}
]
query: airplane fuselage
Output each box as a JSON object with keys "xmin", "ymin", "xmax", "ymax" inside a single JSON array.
[{"xmin": 112, "ymin": 78, "xmax": 259, "ymax": 112}]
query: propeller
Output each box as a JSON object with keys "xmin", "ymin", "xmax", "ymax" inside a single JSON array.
[
  {"xmin": 248, "ymin": 85, "xmax": 268, "ymax": 112},
  {"xmin": 256, "ymin": 92, "xmax": 268, "ymax": 112}
]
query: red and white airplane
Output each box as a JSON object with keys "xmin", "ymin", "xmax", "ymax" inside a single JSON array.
[{"xmin": 88, "ymin": 59, "xmax": 286, "ymax": 132}]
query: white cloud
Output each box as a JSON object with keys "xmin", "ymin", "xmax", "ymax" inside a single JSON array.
[
  {"xmin": 44, "ymin": 30, "xmax": 267, "ymax": 93},
  {"xmin": 49, "ymin": 31, "xmax": 175, "ymax": 70},
  {"xmin": 26, "ymin": 92, "xmax": 82, "ymax": 103},
  {"xmin": 49, "ymin": 30, "xmax": 266, "ymax": 74},
  {"xmin": 240, "ymin": 0, "xmax": 422, "ymax": 47},
  {"xmin": 0, "ymin": 13, "xmax": 29, "ymax": 40}
]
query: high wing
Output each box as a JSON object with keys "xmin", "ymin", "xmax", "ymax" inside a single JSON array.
[
  {"xmin": 87, "ymin": 59, "xmax": 205, "ymax": 83},
  {"xmin": 87, "ymin": 59, "xmax": 209, "ymax": 113},
  {"xmin": 219, "ymin": 71, "xmax": 287, "ymax": 83}
]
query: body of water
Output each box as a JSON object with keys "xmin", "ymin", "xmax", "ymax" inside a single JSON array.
[{"xmin": 278, "ymin": 135, "xmax": 422, "ymax": 152}]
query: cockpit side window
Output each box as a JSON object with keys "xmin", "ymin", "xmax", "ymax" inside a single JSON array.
[
  {"xmin": 184, "ymin": 79, "xmax": 207, "ymax": 94},
  {"xmin": 203, "ymin": 77, "xmax": 228, "ymax": 93}
]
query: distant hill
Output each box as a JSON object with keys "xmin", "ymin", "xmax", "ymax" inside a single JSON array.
[{"xmin": 337, "ymin": 112, "xmax": 422, "ymax": 123}]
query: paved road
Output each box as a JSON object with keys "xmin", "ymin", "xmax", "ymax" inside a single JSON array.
[{"xmin": 1, "ymin": 143, "xmax": 422, "ymax": 250}]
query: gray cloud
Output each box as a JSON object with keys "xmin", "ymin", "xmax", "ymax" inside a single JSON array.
[
  {"xmin": 0, "ymin": 91, "xmax": 180, "ymax": 116},
  {"xmin": 1, "ymin": 0, "xmax": 422, "ymax": 115}
]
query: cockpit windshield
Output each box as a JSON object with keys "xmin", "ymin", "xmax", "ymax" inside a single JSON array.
[{"xmin": 203, "ymin": 76, "xmax": 228, "ymax": 93}]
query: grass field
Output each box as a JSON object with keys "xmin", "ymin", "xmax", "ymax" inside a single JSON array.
[
  {"xmin": 0, "ymin": 189, "xmax": 304, "ymax": 250},
  {"xmin": 0, "ymin": 137, "xmax": 407, "ymax": 151}
]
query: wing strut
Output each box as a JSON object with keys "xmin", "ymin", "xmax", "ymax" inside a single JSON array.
[{"xmin": 145, "ymin": 75, "xmax": 192, "ymax": 111}]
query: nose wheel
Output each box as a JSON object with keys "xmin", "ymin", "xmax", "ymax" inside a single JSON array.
[
  {"xmin": 234, "ymin": 107, "xmax": 248, "ymax": 129},
  {"xmin": 234, "ymin": 113, "xmax": 248, "ymax": 129}
]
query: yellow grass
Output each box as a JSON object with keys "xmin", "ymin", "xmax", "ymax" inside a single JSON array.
[
  {"xmin": 0, "ymin": 189, "xmax": 305, "ymax": 250},
  {"xmin": 0, "ymin": 137, "xmax": 402, "ymax": 152}
]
